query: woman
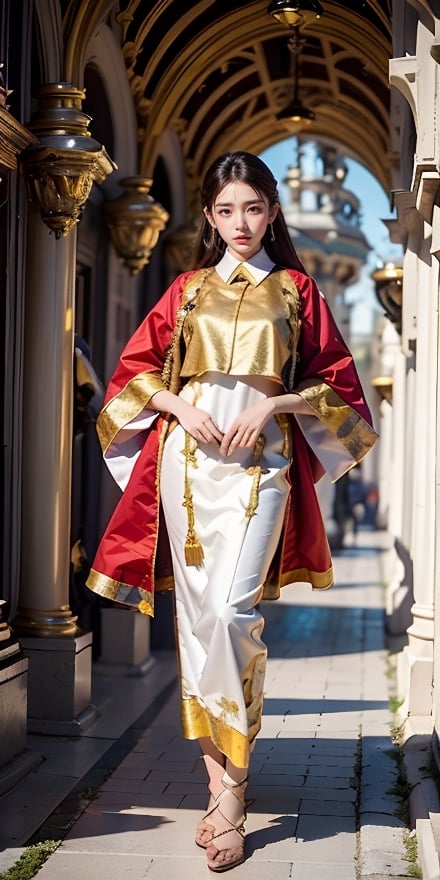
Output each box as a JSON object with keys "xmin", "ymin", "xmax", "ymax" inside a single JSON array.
[{"xmin": 87, "ymin": 151, "xmax": 377, "ymax": 872}]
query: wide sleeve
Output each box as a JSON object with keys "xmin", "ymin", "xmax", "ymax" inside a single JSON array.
[
  {"xmin": 289, "ymin": 270, "xmax": 378, "ymax": 480},
  {"xmin": 97, "ymin": 271, "xmax": 195, "ymax": 489}
]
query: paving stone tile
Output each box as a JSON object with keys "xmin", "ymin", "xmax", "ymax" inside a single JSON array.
[
  {"xmin": 0, "ymin": 848, "xmax": 27, "ymax": 874},
  {"xmin": 296, "ymin": 814, "xmax": 356, "ymax": 841},
  {"xmin": 144, "ymin": 769, "xmax": 206, "ymax": 783},
  {"xmin": 290, "ymin": 785, "xmax": 356, "ymax": 802},
  {"xmin": 360, "ymin": 795, "xmax": 400, "ymax": 815},
  {"xmin": 84, "ymin": 793, "xmax": 185, "ymax": 815},
  {"xmin": 117, "ymin": 753, "xmax": 158, "ymax": 769},
  {"xmin": 314, "ymin": 729, "xmax": 361, "ymax": 740},
  {"xmin": 258, "ymin": 762, "xmax": 308, "ymax": 774},
  {"xmin": 303, "ymin": 773, "xmax": 354, "ymax": 787},
  {"xmin": 306, "ymin": 754, "xmax": 357, "ymax": 768},
  {"xmin": 291, "ymin": 830, "xmax": 357, "ymax": 863},
  {"xmin": 298, "ymin": 799, "xmax": 356, "ymax": 817},
  {"xmin": 291, "ymin": 861, "xmax": 356, "ymax": 879},
  {"xmin": 275, "ymin": 730, "xmax": 320, "ymax": 739},
  {"xmin": 102, "ymin": 777, "xmax": 169, "ymax": 793},
  {"xmin": 248, "ymin": 772, "xmax": 305, "ymax": 786},
  {"xmin": 63, "ymin": 807, "xmax": 205, "ymax": 855},
  {"xmin": 244, "ymin": 811, "xmax": 298, "ymax": 860},
  {"xmin": 165, "ymin": 782, "xmax": 213, "ymax": 795},
  {"xmin": 361, "ymin": 823, "xmax": 407, "ymax": 854},
  {"xmin": 146, "ymin": 856, "xmax": 293, "ymax": 880},
  {"xmin": 360, "ymin": 813, "xmax": 405, "ymax": 829},
  {"xmin": 306, "ymin": 743, "xmax": 359, "ymax": 756},
  {"xmin": 360, "ymin": 848, "xmax": 412, "ymax": 876},
  {"xmin": 179, "ymin": 793, "xmax": 209, "ymax": 809},
  {"xmin": 307, "ymin": 762, "xmax": 356, "ymax": 777},
  {"xmin": 276, "ymin": 715, "xmax": 322, "ymax": 730},
  {"xmin": 317, "ymin": 717, "xmax": 361, "ymax": 731},
  {"xmin": 33, "ymin": 851, "xmax": 153, "ymax": 880}
]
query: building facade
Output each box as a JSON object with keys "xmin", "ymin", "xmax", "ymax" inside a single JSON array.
[{"xmin": 0, "ymin": 0, "xmax": 438, "ymax": 789}]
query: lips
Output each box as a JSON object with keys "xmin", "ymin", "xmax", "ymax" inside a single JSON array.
[{"xmin": 234, "ymin": 236, "xmax": 250, "ymax": 243}]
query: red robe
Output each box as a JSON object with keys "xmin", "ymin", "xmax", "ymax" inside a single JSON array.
[{"xmin": 87, "ymin": 268, "xmax": 377, "ymax": 615}]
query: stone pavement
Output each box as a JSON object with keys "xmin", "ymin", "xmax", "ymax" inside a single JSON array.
[{"xmin": 0, "ymin": 529, "xmax": 424, "ymax": 879}]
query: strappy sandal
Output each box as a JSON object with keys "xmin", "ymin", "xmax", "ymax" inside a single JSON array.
[
  {"xmin": 205, "ymin": 772, "xmax": 248, "ymax": 873},
  {"xmin": 195, "ymin": 791, "xmax": 219, "ymax": 848}
]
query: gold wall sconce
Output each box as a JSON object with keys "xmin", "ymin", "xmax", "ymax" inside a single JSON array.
[
  {"xmin": 103, "ymin": 176, "xmax": 169, "ymax": 275},
  {"xmin": 371, "ymin": 376, "xmax": 393, "ymax": 405},
  {"xmin": 20, "ymin": 83, "xmax": 116, "ymax": 238},
  {"xmin": 371, "ymin": 263, "xmax": 403, "ymax": 334}
]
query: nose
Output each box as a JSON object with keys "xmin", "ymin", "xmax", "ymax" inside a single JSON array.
[{"xmin": 235, "ymin": 212, "xmax": 248, "ymax": 231}]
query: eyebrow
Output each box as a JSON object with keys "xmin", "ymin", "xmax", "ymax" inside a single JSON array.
[{"xmin": 214, "ymin": 198, "xmax": 265, "ymax": 207}]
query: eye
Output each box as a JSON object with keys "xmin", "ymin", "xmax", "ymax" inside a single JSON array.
[
  {"xmin": 217, "ymin": 208, "xmax": 231, "ymax": 216},
  {"xmin": 248, "ymin": 205, "xmax": 263, "ymax": 213}
]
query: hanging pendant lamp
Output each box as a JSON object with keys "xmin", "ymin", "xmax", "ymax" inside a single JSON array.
[{"xmin": 268, "ymin": 0, "xmax": 323, "ymax": 29}]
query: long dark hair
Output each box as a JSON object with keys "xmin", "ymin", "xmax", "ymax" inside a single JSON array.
[{"xmin": 193, "ymin": 151, "xmax": 305, "ymax": 272}]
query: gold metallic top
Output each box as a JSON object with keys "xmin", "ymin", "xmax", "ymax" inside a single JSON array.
[{"xmin": 180, "ymin": 268, "xmax": 300, "ymax": 381}]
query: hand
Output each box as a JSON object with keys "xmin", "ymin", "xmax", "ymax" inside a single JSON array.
[
  {"xmin": 176, "ymin": 400, "xmax": 224, "ymax": 445},
  {"xmin": 219, "ymin": 399, "xmax": 274, "ymax": 457}
]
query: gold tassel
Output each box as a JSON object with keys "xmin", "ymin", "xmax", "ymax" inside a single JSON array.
[
  {"xmin": 184, "ymin": 533, "xmax": 204, "ymax": 567},
  {"xmin": 245, "ymin": 465, "xmax": 262, "ymax": 518},
  {"xmin": 274, "ymin": 413, "xmax": 292, "ymax": 459},
  {"xmin": 245, "ymin": 433, "xmax": 267, "ymax": 518},
  {"xmin": 182, "ymin": 432, "xmax": 204, "ymax": 567}
]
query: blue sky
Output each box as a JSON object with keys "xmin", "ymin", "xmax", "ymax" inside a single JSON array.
[{"xmin": 260, "ymin": 139, "xmax": 403, "ymax": 334}]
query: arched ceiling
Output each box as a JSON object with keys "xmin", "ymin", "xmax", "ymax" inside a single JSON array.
[{"xmin": 115, "ymin": 0, "xmax": 392, "ymax": 201}]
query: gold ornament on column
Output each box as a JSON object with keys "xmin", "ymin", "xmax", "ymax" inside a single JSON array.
[
  {"xmin": 20, "ymin": 83, "xmax": 116, "ymax": 238},
  {"xmin": 103, "ymin": 176, "xmax": 169, "ymax": 275},
  {"xmin": 371, "ymin": 263, "xmax": 403, "ymax": 333},
  {"xmin": 370, "ymin": 262, "xmax": 403, "ymax": 406}
]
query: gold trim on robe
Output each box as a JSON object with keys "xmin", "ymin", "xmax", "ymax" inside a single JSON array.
[
  {"xmin": 297, "ymin": 381, "xmax": 378, "ymax": 464},
  {"xmin": 181, "ymin": 695, "xmax": 251, "ymax": 768},
  {"xmin": 97, "ymin": 372, "xmax": 166, "ymax": 454},
  {"xmin": 86, "ymin": 569, "xmax": 154, "ymax": 615},
  {"xmin": 262, "ymin": 564, "xmax": 334, "ymax": 600}
]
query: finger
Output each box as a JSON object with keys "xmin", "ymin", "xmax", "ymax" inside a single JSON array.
[
  {"xmin": 203, "ymin": 416, "xmax": 223, "ymax": 442},
  {"xmin": 198, "ymin": 421, "xmax": 223, "ymax": 445},
  {"xmin": 219, "ymin": 437, "xmax": 231, "ymax": 456},
  {"xmin": 202, "ymin": 420, "xmax": 222, "ymax": 442},
  {"xmin": 221, "ymin": 432, "xmax": 243, "ymax": 456}
]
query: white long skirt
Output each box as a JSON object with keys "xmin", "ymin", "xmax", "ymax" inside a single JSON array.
[{"xmin": 160, "ymin": 372, "xmax": 290, "ymax": 767}]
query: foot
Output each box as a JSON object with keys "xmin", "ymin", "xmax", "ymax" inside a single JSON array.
[
  {"xmin": 195, "ymin": 791, "xmax": 218, "ymax": 848},
  {"xmin": 205, "ymin": 772, "xmax": 247, "ymax": 873}
]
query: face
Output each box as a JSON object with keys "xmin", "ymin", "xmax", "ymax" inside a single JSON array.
[{"xmin": 204, "ymin": 180, "xmax": 278, "ymax": 262}]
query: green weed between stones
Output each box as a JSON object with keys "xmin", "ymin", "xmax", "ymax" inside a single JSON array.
[
  {"xmin": 0, "ymin": 840, "xmax": 60, "ymax": 880},
  {"xmin": 404, "ymin": 829, "xmax": 422, "ymax": 878}
]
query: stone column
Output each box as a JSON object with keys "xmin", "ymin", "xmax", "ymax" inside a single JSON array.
[
  {"xmin": 389, "ymin": 21, "xmax": 439, "ymax": 728},
  {"xmin": 12, "ymin": 83, "xmax": 115, "ymax": 734},
  {"xmin": 13, "ymin": 205, "xmax": 97, "ymax": 734},
  {"xmin": 397, "ymin": 227, "xmax": 436, "ymax": 718},
  {"xmin": 0, "ymin": 99, "xmax": 42, "ymax": 783}
]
